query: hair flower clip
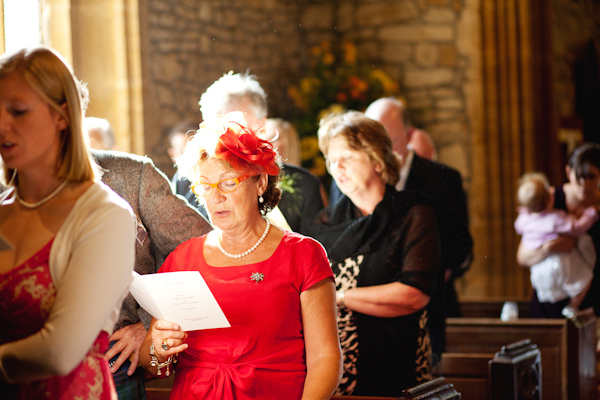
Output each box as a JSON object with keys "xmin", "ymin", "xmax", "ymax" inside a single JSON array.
[{"xmin": 214, "ymin": 114, "xmax": 280, "ymax": 176}]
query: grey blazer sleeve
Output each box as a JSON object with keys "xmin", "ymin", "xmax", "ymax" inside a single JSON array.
[
  {"xmin": 135, "ymin": 160, "xmax": 212, "ymax": 326},
  {"xmin": 138, "ymin": 160, "xmax": 212, "ymax": 268}
]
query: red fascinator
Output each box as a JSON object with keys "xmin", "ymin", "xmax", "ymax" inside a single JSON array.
[{"xmin": 210, "ymin": 112, "xmax": 280, "ymax": 176}]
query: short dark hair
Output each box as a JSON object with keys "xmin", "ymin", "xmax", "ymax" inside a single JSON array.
[{"xmin": 568, "ymin": 143, "xmax": 600, "ymax": 180}]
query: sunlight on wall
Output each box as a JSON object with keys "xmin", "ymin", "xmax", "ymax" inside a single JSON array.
[{"xmin": 3, "ymin": 0, "xmax": 41, "ymax": 53}]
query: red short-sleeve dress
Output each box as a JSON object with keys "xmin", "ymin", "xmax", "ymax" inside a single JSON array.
[{"xmin": 158, "ymin": 231, "xmax": 333, "ymax": 400}]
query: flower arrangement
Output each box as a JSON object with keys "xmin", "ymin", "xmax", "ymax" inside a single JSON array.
[{"xmin": 288, "ymin": 41, "xmax": 399, "ymax": 177}]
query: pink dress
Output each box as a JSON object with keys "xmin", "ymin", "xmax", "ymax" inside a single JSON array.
[
  {"xmin": 0, "ymin": 239, "xmax": 117, "ymax": 400},
  {"xmin": 159, "ymin": 231, "xmax": 334, "ymax": 400}
]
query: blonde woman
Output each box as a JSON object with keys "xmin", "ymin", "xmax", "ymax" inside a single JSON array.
[{"xmin": 0, "ymin": 47, "xmax": 135, "ymax": 399}]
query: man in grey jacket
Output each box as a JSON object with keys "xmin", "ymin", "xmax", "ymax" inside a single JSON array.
[{"xmin": 93, "ymin": 149, "xmax": 212, "ymax": 399}]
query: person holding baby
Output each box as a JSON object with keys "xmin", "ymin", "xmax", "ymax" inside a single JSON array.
[
  {"xmin": 518, "ymin": 143, "xmax": 600, "ymax": 320},
  {"xmin": 515, "ymin": 171, "xmax": 598, "ymax": 318}
]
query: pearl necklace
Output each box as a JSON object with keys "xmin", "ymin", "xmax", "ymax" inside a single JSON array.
[
  {"xmin": 15, "ymin": 180, "xmax": 68, "ymax": 209},
  {"xmin": 218, "ymin": 219, "xmax": 271, "ymax": 259}
]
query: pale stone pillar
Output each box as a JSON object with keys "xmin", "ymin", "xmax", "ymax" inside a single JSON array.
[
  {"xmin": 46, "ymin": 0, "xmax": 144, "ymax": 154},
  {"xmin": 0, "ymin": 0, "xmax": 5, "ymax": 54},
  {"xmin": 41, "ymin": 0, "xmax": 73, "ymax": 64}
]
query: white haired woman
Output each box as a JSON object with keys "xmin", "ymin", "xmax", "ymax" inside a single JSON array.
[{"xmin": 139, "ymin": 112, "xmax": 342, "ymax": 399}]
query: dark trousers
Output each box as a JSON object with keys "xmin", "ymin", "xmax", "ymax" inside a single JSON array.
[
  {"xmin": 529, "ymin": 290, "xmax": 570, "ymax": 319},
  {"xmin": 108, "ymin": 341, "xmax": 147, "ymax": 400}
]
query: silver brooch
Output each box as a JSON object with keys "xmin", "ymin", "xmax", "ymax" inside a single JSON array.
[{"xmin": 250, "ymin": 272, "xmax": 264, "ymax": 283}]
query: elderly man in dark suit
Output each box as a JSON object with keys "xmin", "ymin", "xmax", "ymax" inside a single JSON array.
[
  {"xmin": 330, "ymin": 97, "xmax": 473, "ymax": 368},
  {"xmin": 92, "ymin": 149, "xmax": 212, "ymax": 399},
  {"xmin": 366, "ymin": 97, "xmax": 473, "ymax": 368}
]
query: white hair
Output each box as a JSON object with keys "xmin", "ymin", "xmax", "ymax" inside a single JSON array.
[
  {"xmin": 199, "ymin": 71, "xmax": 268, "ymax": 120},
  {"xmin": 83, "ymin": 117, "xmax": 116, "ymax": 150}
]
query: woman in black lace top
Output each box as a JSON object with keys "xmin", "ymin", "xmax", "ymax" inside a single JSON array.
[{"xmin": 308, "ymin": 111, "xmax": 441, "ymax": 397}]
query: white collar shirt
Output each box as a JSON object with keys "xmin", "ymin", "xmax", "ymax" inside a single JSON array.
[{"xmin": 395, "ymin": 149, "xmax": 414, "ymax": 191}]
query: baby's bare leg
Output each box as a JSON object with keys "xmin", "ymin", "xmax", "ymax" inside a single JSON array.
[{"xmin": 568, "ymin": 280, "xmax": 592, "ymax": 310}]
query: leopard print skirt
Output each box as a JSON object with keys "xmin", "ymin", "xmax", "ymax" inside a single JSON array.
[{"xmin": 334, "ymin": 255, "xmax": 431, "ymax": 395}]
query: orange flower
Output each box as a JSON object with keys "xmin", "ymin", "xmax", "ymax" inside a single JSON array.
[
  {"xmin": 348, "ymin": 76, "xmax": 368, "ymax": 93},
  {"xmin": 336, "ymin": 92, "xmax": 348, "ymax": 103}
]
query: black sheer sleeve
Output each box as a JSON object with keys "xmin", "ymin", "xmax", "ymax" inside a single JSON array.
[{"xmin": 394, "ymin": 202, "xmax": 441, "ymax": 296}]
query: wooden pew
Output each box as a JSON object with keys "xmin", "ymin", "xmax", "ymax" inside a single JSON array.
[
  {"xmin": 145, "ymin": 388, "xmax": 171, "ymax": 400},
  {"xmin": 440, "ymin": 352, "xmax": 491, "ymax": 399},
  {"xmin": 145, "ymin": 375, "xmax": 174, "ymax": 400},
  {"xmin": 145, "ymin": 377, "xmax": 402, "ymax": 400},
  {"xmin": 445, "ymin": 309, "xmax": 597, "ymax": 400},
  {"xmin": 488, "ymin": 339, "xmax": 542, "ymax": 400},
  {"xmin": 147, "ymin": 390, "xmax": 399, "ymax": 400},
  {"xmin": 146, "ymin": 378, "xmax": 448, "ymax": 399},
  {"xmin": 331, "ymin": 397, "xmax": 398, "ymax": 400},
  {"xmin": 398, "ymin": 377, "xmax": 460, "ymax": 399},
  {"xmin": 460, "ymin": 298, "xmax": 531, "ymax": 319},
  {"xmin": 333, "ymin": 377, "xmax": 461, "ymax": 400}
]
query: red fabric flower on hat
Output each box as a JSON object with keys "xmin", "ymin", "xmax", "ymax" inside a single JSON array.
[{"xmin": 215, "ymin": 120, "xmax": 280, "ymax": 176}]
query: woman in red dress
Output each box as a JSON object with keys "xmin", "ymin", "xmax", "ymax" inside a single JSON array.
[
  {"xmin": 139, "ymin": 112, "xmax": 342, "ymax": 399},
  {"xmin": 0, "ymin": 47, "xmax": 136, "ymax": 399}
]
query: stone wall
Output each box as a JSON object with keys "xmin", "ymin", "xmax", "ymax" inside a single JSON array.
[
  {"xmin": 141, "ymin": 0, "xmax": 474, "ymax": 187},
  {"xmin": 141, "ymin": 0, "xmax": 300, "ymax": 176},
  {"xmin": 298, "ymin": 0, "xmax": 472, "ymax": 185}
]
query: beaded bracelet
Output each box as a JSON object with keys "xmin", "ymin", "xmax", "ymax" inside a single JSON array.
[
  {"xmin": 338, "ymin": 290, "xmax": 346, "ymax": 308},
  {"xmin": 150, "ymin": 341, "xmax": 177, "ymax": 376}
]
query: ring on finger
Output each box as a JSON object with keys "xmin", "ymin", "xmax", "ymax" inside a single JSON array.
[{"xmin": 161, "ymin": 338, "xmax": 170, "ymax": 351}]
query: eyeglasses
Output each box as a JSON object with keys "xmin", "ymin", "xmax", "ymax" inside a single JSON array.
[{"xmin": 191, "ymin": 175, "xmax": 250, "ymax": 197}]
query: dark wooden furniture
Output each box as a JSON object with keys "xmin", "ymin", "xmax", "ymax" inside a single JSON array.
[
  {"xmin": 489, "ymin": 339, "xmax": 542, "ymax": 400},
  {"xmin": 446, "ymin": 310, "xmax": 597, "ymax": 400},
  {"xmin": 331, "ymin": 396, "xmax": 398, "ymax": 400},
  {"xmin": 460, "ymin": 299, "xmax": 531, "ymax": 319},
  {"xmin": 145, "ymin": 388, "xmax": 171, "ymax": 400},
  {"xmin": 397, "ymin": 377, "xmax": 460, "ymax": 399},
  {"xmin": 146, "ymin": 379, "xmax": 402, "ymax": 400},
  {"xmin": 145, "ymin": 375, "xmax": 174, "ymax": 400},
  {"xmin": 440, "ymin": 352, "xmax": 491, "ymax": 399}
]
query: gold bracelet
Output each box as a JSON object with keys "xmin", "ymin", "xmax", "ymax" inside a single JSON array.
[
  {"xmin": 149, "ymin": 341, "xmax": 177, "ymax": 376},
  {"xmin": 339, "ymin": 290, "xmax": 346, "ymax": 308}
]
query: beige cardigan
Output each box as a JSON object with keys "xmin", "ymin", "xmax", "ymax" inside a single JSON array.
[{"xmin": 0, "ymin": 182, "xmax": 136, "ymax": 383}]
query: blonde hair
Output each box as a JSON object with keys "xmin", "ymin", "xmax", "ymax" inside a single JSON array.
[
  {"xmin": 0, "ymin": 47, "xmax": 95, "ymax": 186},
  {"xmin": 318, "ymin": 110, "xmax": 400, "ymax": 186},
  {"xmin": 517, "ymin": 172, "xmax": 550, "ymax": 213}
]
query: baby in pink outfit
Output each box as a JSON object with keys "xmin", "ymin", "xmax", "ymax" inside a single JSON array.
[{"xmin": 515, "ymin": 172, "xmax": 598, "ymax": 318}]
